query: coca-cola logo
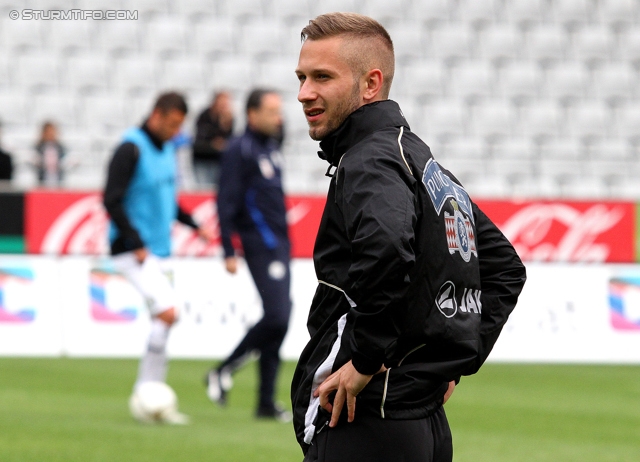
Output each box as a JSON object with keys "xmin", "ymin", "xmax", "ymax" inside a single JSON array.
[{"xmin": 500, "ymin": 203, "xmax": 625, "ymax": 262}]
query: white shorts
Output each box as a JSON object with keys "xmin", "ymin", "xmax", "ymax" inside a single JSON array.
[{"xmin": 112, "ymin": 252, "xmax": 179, "ymax": 317}]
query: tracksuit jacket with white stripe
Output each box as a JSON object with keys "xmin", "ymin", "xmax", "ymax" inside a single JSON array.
[{"xmin": 291, "ymin": 100, "xmax": 526, "ymax": 453}]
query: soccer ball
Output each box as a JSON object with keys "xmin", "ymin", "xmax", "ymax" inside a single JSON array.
[{"xmin": 129, "ymin": 381, "xmax": 178, "ymax": 423}]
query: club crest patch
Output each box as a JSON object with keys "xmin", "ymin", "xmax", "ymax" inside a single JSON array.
[
  {"xmin": 445, "ymin": 200, "xmax": 477, "ymax": 262},
  {"xmin": 422, "ymin": 159, "xmax": 474, "ymax": 224}
]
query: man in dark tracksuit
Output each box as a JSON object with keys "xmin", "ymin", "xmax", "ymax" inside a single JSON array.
[
  {"xmin": 206, "ymin": 89, "xmax": 292, "ymax": 421},
  {"xmin": 292, "ymin": 13, "xmax": 526, "ymax": 461}
]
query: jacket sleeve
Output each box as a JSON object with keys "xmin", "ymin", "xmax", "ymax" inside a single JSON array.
[
  {"xmin": 176, "ymin": 206, "xmax": 198, "ymax": 229},
  {"xmin": 466, "ymin": 203, "xmax": 527, "ymax": 375},
  {"xmin": 216, "ymin": 140, "xmax": 243, "ymax": 258},
  {"xmin": 103, "ymin": 142, "xmax": 144, "ymax": 250},
  {"xmin": 339, "ymin": 152, "xmax": 417, "ymax": 375}
]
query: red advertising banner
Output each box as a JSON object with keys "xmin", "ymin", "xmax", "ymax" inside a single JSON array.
[
  {"xmin": 25, "ymin": 191, "xmax": 325, "ymax": 259},
  {"xmin": 474, "ymin": 199, "xmax": 636, "ymax": 263},
  {"xmin": 24, "ymin": 192, "xmax": 637, "ymax": 263}
]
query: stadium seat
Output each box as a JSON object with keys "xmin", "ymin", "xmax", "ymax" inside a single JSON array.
[
  {"xmin": 219, "ymin": 0, "xmax": 265, "ymax": 22},
  {"xmin": 457, "ymin": 0, "xmax": 500, "ymax": 29},
  {"xmin": 539, "ymin": 137, "xmax": 586, "ymax": 160},
  {"xmin": 76, "ymin": 0, "xmax": 123, "ymax": 8},
  {"xmin": 419, "ymin": 99, "xmax": 468, "ymax": 141},
  {"xmin": 552, "ymin": 0, "xmax": 593, "ymax": 28},
  {"xmin": 1, "ymin": 17, "xmax": 44, "ymax": 52},
  {"xmin": 448, "ymin": 61, "xmax": 496, "ymax": 103},
  {"xmin": 64, "ymin": 55, "xmax": 111, "ymax": 94},
  {"xmin": 439, "ymin": 156, "xmax": 487, "ymax": 187},
  {"xmin": 113, "ymin": 55, "xmax": 159, "ymax": 95},
  {"xmin": 443, "ymin": 136, "xmax": 488, "ymax": 159},
  {"xmin": 471, "ymin": 100, "xmax": 516, "ymax": 140},
  {"xmin": 616, "ymin": 104, "xmax": 640, "ymax": 141},
  {"xmin": 208, "ymin": 56, "xmax": 254, "ymax": 94},
  {"xmin": 491, "ymin": 136, "xmax": 538, "ymax": 160},
  {"xmin": 598, "ymin": 0, "xmax": 639, "ymax": 29},
  {"xmin": 362, "ymin": 0, "xmax": 411, "ymax": 24},
  {"xmin": 192, "ymin": 19, "xmax": 237, "ymax": 58},
  {"xmin": 393, "ymin": 60, "xmax": 446, "ymax": 101},
  {"xmin": 609, "ymin": 177, "xmax": 640, "ymax": 199},
  {"xmin": 144, "ymin": 17, "xmax": 189, "ymax": 58},
  {"xmin": 488, "ymin": 156, "xmax": 534, "ymax": 184},
  {"xmin": 465, "ymin": 173, "xmax": 511, "ymax": 198},
  {"xmin": 544, "ymin": 61, "xmax": 590, "ymax": 103},
  {"xmin": 310, "ymin": 0, "xmax": 360, "ymax": 17},
  {"xmin": 593, "ymin": 62, "xmax": 637, "ymax": 104},
  {"xmin": 620, "ymin": 28, "xmax": 640, "ymax": 64},
  {"xmin": 499, "ymin": 60, "xmax": 543, "ymax": 103},
  {"xmin": 15, "ymin": 53, "xmax": 60, "ymax": 92},
  {"xmin": 505, "ymin": 0, "xmax": 546, "ymax": 29},
  {"xmin": 571, "ymin": 25, "xmax": 615, "ymax": 66},
  {"xmin": 256, "ymin": 58, "xmax": 298, "ymax": 94},
  {"xmin": 99, "ymin": 20, "xmax": 141, "ymax": 56},
  {"xmin": 561, "ymin": 175, "xmax": 609, "ymax": 199},
  {"xmin": 282, "ymin": 100, "xmax": 308, "ymax": 138},
  {"xmin": 588, "ymin": 138, "xmax": 635, "ymax": 161},
  {"xmin": 0, "ymin": 91, "xmax": 30, "ymax": 126},
  {"xmin": 239, "ymin": 20, "xmax": 286, "ymax": 60},
  {"xmin": 159, "ymin": 57, "xmax": 207, "ymax": 94},
  {"xmin": 429, "ymin": 24, "xmax": 474, "ymax": 64},
  {"xmin": 527, "ymin": 24, "xmax": 569, "ymax": 65},
  {"xmin": 129, "ymin": 0, "xmax": 171, "ymax": 18},
  {"xmin": 81, "ymin": 94, "xmax": 127, "ymax": 134},
  {"xmin": 511, "ymin": 175, "xmax": 561, "ymax": 198},
  {"xmin": 32, "ymin": 93, "xmax": 79, "ymax": 129},
  {"xmin": 568, "ymin": 100, "xmax": 612, "ymax": 141},
  {"xmin": 538, "ymin": 158, "xmax": 583, "ymax": 185},
  {"xmin": 519, "ymin": 100, "xmax": 565, "ymax": 140},
  {"xmin": 170, "ymin": 0, "xmax": 217, "ymax": 20},
  {"xmin": 0, "ymin": 53, "xmax": 10, "ymax": 89},
  {"xmin": 48, "ymin": 21, "xmax": 93, "ymax": 55},
  {"xmin": 479, "ymin": 24, "xmax": 523, "ymax": 64},
  {"xmin": 387, "ymin": 23, "xmax": 428, "ymax": 64},
  {"xmin": 410, "ymin": 0, "xmax": 452, "ymax": 26}
]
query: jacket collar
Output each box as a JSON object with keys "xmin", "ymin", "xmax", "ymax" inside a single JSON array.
[{"xmin": 318, "ymin": 100, "xmax": 409, "ymax": 166}]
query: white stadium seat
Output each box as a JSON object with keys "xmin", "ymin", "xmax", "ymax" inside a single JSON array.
[
  {"xmin": 527, "ymin": 24, "xmax": 569, "ymax": 64},
  {"xmin": 387, "ymin": 23, "xmax": 428, "ymax": 63},
  {"xmin": 506, "ymin": 0, "xmax": 546, "ymax": 28},
  {"xmin": 1, "ymin": 17, "xmax": 44, "ymax": 52},
  {"xmin": 410, "ymin": 0, "xmax": 453, "ymax": 26},
  {"xmin": 479, "ymin": 24, "xmax": 523, "ymax": 64},
  {"xmin": 144, "ymin": 17, "xmax": 189, "ymax": 58},
  {"xmin": 113, "ymin": 55, "xmax": 159, "ymax": 95},
  {"xmin": 539, "ymin": 137, "xmax": 585, "ymax": 160},
  {"xmin": 0, "ymin": 91, "xmax": 30, "ymax": 126},
  {"xmin": 171, "ymin": 0, "xmax": 218, "ymax": 20},
  {"xmin": 420, "ymin": 99, "xmax": 468, "ymax": 141},
  {"xmin": 471, "ymin": 100, "xmax": 517, "ymax": 140},
  {"xmin": 544, "ymin": 61, "xmax": 590, "ymax": 102},
  {"xmin": 448, "ymin": 61, "xmax": 496, "ymax": 102},
  {"xmin": 499, "ymin": 61, "xmax": 543, "ymax": 102},
  {"xmin": 617, "ymin": 104, "xmax": 640, "ymax": 141},
  {"xmin": 593, "ymin": 62, "xmax": 637, "ymax": 103},
  {"xmin": 571, "ymin": 25, "xmax": 615, "ymax": 65},
  {"xmin": 428, "ymin": 24, "xmax": 474, "ymax": 63},
  {"xmin": 457, "ymin": 0, "xmax": 500, "ymax": 28},
  {"xmin": 568, "ymin": 100, "xmax": 612, "ymax": 141},
  {"xmin": 491, "ymin": 136, "xmax": 538, "ymax": 160},
  {"xmin": 444, "ymin": 136, "xmax": 488, "ymax": 159},
  {"xmin": 15, "ymin": 53, "xmax": 60, "ymax": 92},
  {"xmin": 519, "ymin": 100, "xmax": 565, "ymax": 140},
  {"xmin": 267, "ymin": 0, "xmax": 311, "ymax": 24},
  {"xmin": 159, "ymin": 57, "xmax": 207, "ymax": 93},
  {"xmin": 208, "ymin": 56, "xmax": 254, "ymax": 93},
  {"xmin": 552, "ymin": 0, "xmax": 593, "ymax": 27},
  {"xmin": 393, "ymin": 60, "xmax": 446, "ymax": 100},
  {"xmin": 81, "ymin": 94, "xmax": 127, "ymax": 134},
  {"xmin": 239, "ymin": 20, "xmax": 286, "ymax": 60},
  {"xmin": 32, "ymin": 93, "xmax": 79, "ymax": 129},
  {"xmin": 99, "ymin": 20, "xmax": 141, "ymax": 56},
  {"xmin": 219, "ymin": 0, "xmax": 265, "ymax": 22},
  {"xmin": 363, "ymin": 0, "xmax": 411, "ymax": 24},
  {"xmin": 64, "ymin": 55, "xmax": 111, "ymax": 94},
  {"xmin": 598, "ymin": 0, "xmax": 639, "ymax": 29},
  {"xmin": 310, "ymin": 0, "xmax": 360, "ymax": 17},
  {"xmin": 256, "ymin": 58, "xmax": 299, "ymax": 94},
  {"xmin": 48, "ymin": 20, "xmax": 93, "ymax": 55},
  {"xmin": 192, "ymin": 19, "xmax": 237, "ymax": 58}
]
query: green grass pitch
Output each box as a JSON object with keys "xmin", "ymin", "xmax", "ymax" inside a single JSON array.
[{"xmin": 0, "ymin": 358, "xmax": 639, "ymax": 461}]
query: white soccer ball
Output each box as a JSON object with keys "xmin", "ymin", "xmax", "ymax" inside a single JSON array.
[{"xmin": 129, "ymin": 381, "xmax": 178, "ymax": 423}]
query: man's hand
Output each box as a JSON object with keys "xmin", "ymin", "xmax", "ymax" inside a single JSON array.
[
  {"xmin": 314, "ymin": 360, "xmax": 374, "ymax": 428},
  {"xmin": 443, "ymin": 380, "xmax": 455, "ymax": 404},
  {"xmin": 134, "ymin": 247, "xmax": 148, "ymax": 264},
  {"xmin": 197, "ymin": 226, "xmax": 215, "ymax": 242},
  {"xmin": 225, "ymin": 256, "xmax": 238, "ymax": 274}
]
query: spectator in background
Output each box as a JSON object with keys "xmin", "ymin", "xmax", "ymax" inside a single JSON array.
[
  {"xmin": 0, "ymin": 121, "xmax": 13, "ymax": 181},
  {"xmin": 192, "ymin": 91, "xmax": 234, "ymax": 187},
  {"xmin": 35, "ymin": 121, "xmax": 66, "ymax": 187},
  {"xmin": 205, "ymin": 89, "xmax": 292, "ymax": 422}
]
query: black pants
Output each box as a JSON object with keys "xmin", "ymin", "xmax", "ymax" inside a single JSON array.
[
  {"xmin": 219, "ymin": 247, "xmax": 291, "ymax": 409},
  {"xmin": 303, "ymin": 407, "xmax": 453, "ymax": 462}
]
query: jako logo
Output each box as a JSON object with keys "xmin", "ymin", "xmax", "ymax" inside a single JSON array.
[
  {"xmin": 609, "ymin": 276, "xmax": 640, "ymax": 331},
  {"xmin": 0, "ymin": 268, "xmax": 36, "ymax": 323},
  {"xmin": 90, "ymin": 267, "xmax": 138, "ymax": 322}
]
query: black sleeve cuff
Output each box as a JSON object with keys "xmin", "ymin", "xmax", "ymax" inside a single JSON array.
[{"xmin": 351, "ymin": 350, "xmax": 383, "ymax": 376}]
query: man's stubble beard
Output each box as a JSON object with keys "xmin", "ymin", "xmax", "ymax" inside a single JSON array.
[{"xmin": 309, "ymin": 82, "xmax": 361, "ymax": 141}]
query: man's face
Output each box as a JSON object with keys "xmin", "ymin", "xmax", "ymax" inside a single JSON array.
[
  {"xmin": 150, "ymin": 108, "xmax": 186, "ymax": 142},
  {"xmin": 296, "ymin": 36, "xmax": 362, "ymax": 141},
  {"xmin": 248, "ymin": 93, "xmax": 282, "ymax": 138}
]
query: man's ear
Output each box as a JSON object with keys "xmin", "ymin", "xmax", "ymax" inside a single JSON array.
[{"xmin": 362, "ymin": 69, "xmax": 384, "ymax": 103}]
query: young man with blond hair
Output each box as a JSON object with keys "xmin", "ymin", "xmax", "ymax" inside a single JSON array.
[{"xmin": 291, "ymin": 13, "xmax": 526, "ymax": 461}]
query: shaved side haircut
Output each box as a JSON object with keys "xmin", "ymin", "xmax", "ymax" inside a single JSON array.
[{"xmin": 301, "ymin": 12, "xmax": 395, "ymax": 98}]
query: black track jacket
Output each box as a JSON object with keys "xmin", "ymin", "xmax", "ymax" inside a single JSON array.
[{"xmin": 291, "ymin": 100, "xmax": 526, "ymax": 452}]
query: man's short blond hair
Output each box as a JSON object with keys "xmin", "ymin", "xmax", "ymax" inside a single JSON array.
[{"xmin": 301, "ymin": 12, "xmax": 395, "ymax": 98}]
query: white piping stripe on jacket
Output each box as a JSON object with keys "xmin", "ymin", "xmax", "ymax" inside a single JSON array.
[
  {"xmin": 318, "ymin": 280, "xmax": 357, "ymax": 308},
  {"xmin": 398, "ymin": 126, "xmax": 413, "ymax": 175},
  {"xmin": 303, "ymin": 313, "xmax": 348, "ymax": 444}
]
